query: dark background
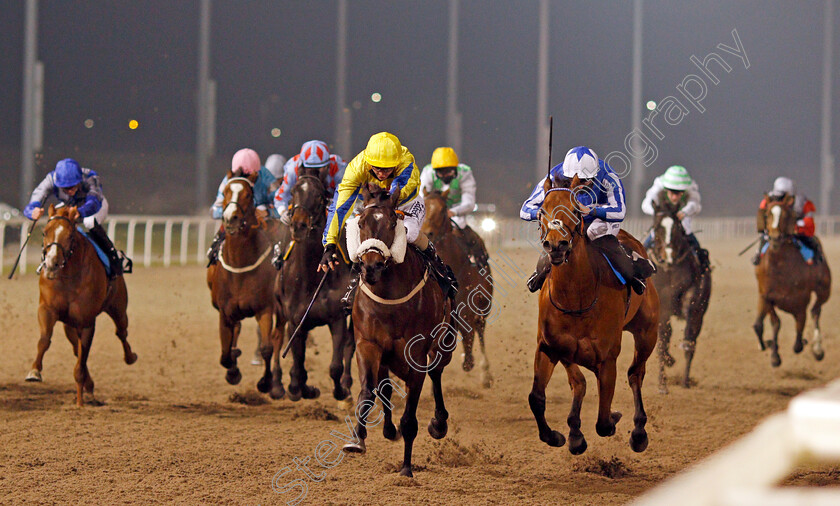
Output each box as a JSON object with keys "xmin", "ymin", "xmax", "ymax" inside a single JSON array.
[{"xmin": 1, "ymin": 0, "xmax": 838, "ymax": 216}]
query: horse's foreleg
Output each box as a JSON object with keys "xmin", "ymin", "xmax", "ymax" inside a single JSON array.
[
  {"xmin": 398, "ymin": 372, "xmax": 424, "ymax": 477},
  {"xmin": 477, "ymin": 322, "xmax": 493, "ymax": 388},
  {"xmin": 564, "ymin": 363, "xmax": 587, "ymax": 454},
  {"xmin": 682, "ymin": 306, "xmax": 706, "ymax": 388},
  {"xmin": 753, "ymin": 298, "xmax": 770, "ymax": 351},
  {"xmin": 768, "ymin": 306, "xmax": 782, "ymax": 367},
  {"xmin": 811, "ymin": 283, "xmax": 829, "ymax": 361},
  {"xmin": 341, "ymin": 320, "xmax": 355, "ymax": 397},
  {"xmin": 343, "ymin": 340, "xmax": 382, "ymax": 454},
  {"xmin": 792, "ymin": 310, "xmax": 806, "ymax": 355},
  {"xmin": 74, "ymin": 326, "xmax": 95, "ymax": 407},
  {"xmin": 288, "ymin": 328, "xmax": 319, "ymax": 401},
  {"xmin": 657, "ymin": 318, "xmax": 673, "ymax": 395},
  {"xmin": 255, "ymin": 309, "xmax": 274, "ymax": 394},
  {"xmin": 27, "ymin": 306, "xmax": 57, "ymax": 382},
  {"xmin": 328, "ymin": 319, "xmax": 350, "ymax": 401},
  {"xmin": 460, "ymin": 327, "xmax": 475, "ymax": 372},
  {"xmin": 270, "ymin": 321, "xmax": 285, "ymax": 399},
  {"xmin": 219, "ymin": 315, "xmax": 241, "ymax": 385},
  {"xmin": 528, "ymin": 345, "xmax": 565, "ymax": 448},
  {"xmin": 628, "ymin": 325, "xmax": 656, "ymax": 453},
  {"xmin": 427, "ymin": 365, "xmax": 449, "ymax": 440},
  {"xmin": 376, "ymin": 367, "xmax": 400, "ymax": 441},
  {"xmin": 595, "ymin": 358, "xmax": 621, "ymax": 438}
]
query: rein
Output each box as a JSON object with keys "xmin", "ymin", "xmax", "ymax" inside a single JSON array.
[{"xmin": 546, "ymin": 264, "xmax": 601, "ymax": 316}]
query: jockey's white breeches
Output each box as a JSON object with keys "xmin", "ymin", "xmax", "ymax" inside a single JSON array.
[
  {"xmin": 451, "ymin": 215, "xmax": 468, "ymax": 229},
  {"xmin": 399, "ymin": 198, "xmax": 425, "ymax": 244},
  {"xmin": 586, "ymin": 218, "xmax": 621, "ymax": 241},
  {"xmin": 82, "ymin": 197, "xmax": 109, "ymax": 230}
]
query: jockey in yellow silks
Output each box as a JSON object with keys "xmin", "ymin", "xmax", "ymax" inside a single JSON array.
[{"xmin": 319, "ymin": 132, "xmax": 458, "ymax": 311}]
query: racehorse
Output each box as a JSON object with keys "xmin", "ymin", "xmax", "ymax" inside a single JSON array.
[
  {"xmin": 207, "ymin": 169, "xmax": 285, "ymax": 398},
  {"xmin": 529, "ymin": 175, "xmax": 659, "ymax": 454},
  {"xmin": 275, "ymin": 171, "xmax": 354, "ymax": 402},
  {"xmin": 26, "ymin": 204, "xmax": 137, "ymax": 406},
  {"xmin": 753, "ymin": 195, "xmax": 831, "ymax": 367},
  {"xmin": 342, "ymin": 185, "xmax": 453, "ymax": 477},
  {"xmin": 648, "ymin": 201, "xmax": 711, "ymax": 393},
  {"xmin": 421, "ymin": 189, "xmax": 493, "ymax": 387}
]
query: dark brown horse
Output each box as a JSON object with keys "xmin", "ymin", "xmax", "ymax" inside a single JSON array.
[
  {"xmin": 529, "ymin": 175, "xmax": 659, "ymax": 454},
  {"xmin": 421, "ymin": 189, "xmax": 493, "ymax": 387},
  {"xmin": 25, "ymin": 205, "xmax": 137, "ymax": 406},
  {"xmin": 207, "ymin": 170, "xmax": 285, "ymax": 398},
  {"xmin": 648, "ymin": 202, "xmax": 711, "ymax": 393},
  {"xmin": 275, "ymin": 172, "xmax": 354, "ymax": 402},
  {"xmin": 342, "ymin": 186, "xmax": 452, "ymax": 477},
  {"xmin": 754, "ymin": 195, "xmax": 830, "ymax": 367}
]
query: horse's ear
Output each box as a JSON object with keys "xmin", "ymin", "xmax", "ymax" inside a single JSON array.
[
  {"xmin": 389, "ymin": 188, "xmax": 401, "ymax": 208},
  {"xmin": 48, "ymin": 203, "xmax": 56, "ymax": 217},
  {"xmin": 247, "ymin": 171, "xmax": 260, "ymax": 184},
  {"xmin": 441, "ymin": 189, "xmax": 450, "ymax": 201},
  {"xmin": 360, "ymin": 183, "xmax": 372, "ymax": 203},
  {"xmin": 543, "ymin": 175, "xmax": 553, "ymax": 193},
  {"xmin": 783, "ymin": 194, "xmax": 795, "ymax": 206},
  {"xmin": 67, "ymin": 206, "xmax": 80, "ymax": 222},
  {"xmin": 226, "ymin": 169, "xmax": 235, "ymax": 180},
  {"xmin": 570, "ymin": 174, "xmax": 581, "ymax": 188}
]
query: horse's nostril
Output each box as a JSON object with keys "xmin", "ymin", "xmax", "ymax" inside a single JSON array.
[{"xmin": 542, "ymin": 240, "xmax": 550, "ymax": 250}]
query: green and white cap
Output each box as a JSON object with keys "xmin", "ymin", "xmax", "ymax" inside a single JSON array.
[{"xmin": 661, "ymin": 165, "xmax": 692, "ymax": 191}]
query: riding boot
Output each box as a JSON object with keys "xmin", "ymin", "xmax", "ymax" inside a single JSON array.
[
  {"xmin": 206, "ymin": 228, "xmax": 225, "ymax": 267},
  {"xmin": 591, "ymin": 234, "xmax": 655, "ymax": 295},
  {"xmin": 686, "ymin": 233, "xmax": 710, "ymax": 271},
  {"xmin": 88, "ymin": 222, "xmax": 126, "ymax": 278},
  {"xmin": 752, "ymin": 235, "xmax": 768, "ymax": 266},
  {"xmin": 418, "ymin": 242, "xmax": 459, "ymax": 301},
  {"xmin": 341, "ymin": 264, "xmax": 361, "ymax": 316},
  {"xmin": 526, "ymin": 254, "xmax": 552, "ymax": 293},
  {"xmin": 271, "ymin": 236, "xmax": 290, "ymax": 270},
  {"xmin": 462, "ymin": 225, "xmax": 490, "ymax": 271}
]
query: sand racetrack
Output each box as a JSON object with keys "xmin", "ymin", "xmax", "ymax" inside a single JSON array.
[{"xmin": 2, "ymin": 238, "xmax": 839, "ymax": 505}]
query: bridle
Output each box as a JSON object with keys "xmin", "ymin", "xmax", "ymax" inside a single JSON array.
[
  {"xmin": 357, "ymin": 199, "xmax": 398, "ymax": 264},
  {"xmin": 41, "ymin": 215, "xmax": 77, "ymax": 271},
  {"xmin": 289, "ymin": 175, "xmax": 327, "ymax": 234},
  {"xmin": 764, "ymin": 201, "xmax": 796, "ymax": 247},
  {"xmin": 538, "ymin": 188, "xmax": 584, "ymax": 247},
  {"xmin": 222, "ymin": 177, "xmax": 256, "ymax": 233},
  {"xmin": 650, "ymin": 212, "xmax": 691, "ymax": 267}
]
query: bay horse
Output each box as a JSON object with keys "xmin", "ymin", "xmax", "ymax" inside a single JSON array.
[
  {"xmin": 275, "ymin": 171, "xmax": 354, "ymax": 402},
  {"xmin": 421, "ymin": 189, "xmax": 493, "ymax": 388},
  {"xmin": 26, "ymin": 204, "xmax": 137, "ymax": 406},
  {"xmin": 529, "ymin": 175, "xmax": 659, "ymax": 454},
  {"xmin": 648, "ymin": 201, "xmax": 711, "ymax": 393},
  {"xmin": 342, "ymin": 185, "xmax": 453, "ymax": 477},
  {"xmin": 207, "ymin": 170, "xmax": 285, "ymax": 398},
  {"xmin": 753, "ymin": 195, "xmax": 830, "ymax": 367}
]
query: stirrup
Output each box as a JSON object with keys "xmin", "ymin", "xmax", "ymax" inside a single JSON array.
[
  {"xmin": 341, "ymin": 276, "xmax": 359, "ymax": 316},
  {"xmin": 271, "ymin": 243, "xmax": 284, "ymax": 270},
  {"xmin": 120, "ymin": 252, "xmax": 133, "ymax": 274}
]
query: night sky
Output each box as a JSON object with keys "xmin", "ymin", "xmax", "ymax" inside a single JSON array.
[{"xmin": 1, "ymin": 1, "xmax": 838, "ymax": 215}]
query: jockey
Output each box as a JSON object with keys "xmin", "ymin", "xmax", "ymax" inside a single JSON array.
[
  {"xmin": 641, "ymin": 165, "xmax": 710, "ymax": 270},
  {"xmin": 318, "ymin": 132, "xmax": 458, "ymax": 311},
  {"xmin": 270, "ymin": 140, "xmax": 346, "ymax": 269},
  {"xmin": 520, "ymin": 146, "xmax": 655, "ymax": 295},
  {"xmin": 420, "ymin": 147, "xmax": 490, "ymax": 270},
  {"xmin": 24, "ymin": 158, "xmax": 131, "ymax": 278},
  {"xmin": 753, "ymin": 176, "xmax": 823, "ymax": 265},
  {"xmin": 274, "ymin": 140, "xmax": 347, "ymax": 225},
  {"xmin": 206, "ymin": 148, "xmax": 278, "ymax": 266}
]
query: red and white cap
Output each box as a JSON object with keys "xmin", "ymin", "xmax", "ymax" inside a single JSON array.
[{"xmin": 300, "ymin": 140, "xmax": 331, "ymax": 168}]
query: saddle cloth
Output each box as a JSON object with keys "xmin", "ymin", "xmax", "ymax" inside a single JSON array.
[
  {"xmin": 760, "ymin": 239, "xmax": 814, "ymax": 263},
  {"xmin": 76, "ymin": 227, "xmax": 113, "ymax": 276}
]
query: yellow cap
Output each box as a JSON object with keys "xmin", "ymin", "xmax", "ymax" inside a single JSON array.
[
  {"xmin": 431, "ymin": 147, "xmax": 459, "ymax": 169},
  {"xmin": 364, "ymin": 132, "xmax": 402, "ymax": 168}
]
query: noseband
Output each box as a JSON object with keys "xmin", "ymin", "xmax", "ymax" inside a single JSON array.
[{"xmin": 42, "ymin": 215, "xmax": 77, "ymax": 270}]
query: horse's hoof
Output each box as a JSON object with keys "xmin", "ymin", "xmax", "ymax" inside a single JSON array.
[
  {"xmin": 333, "ymin": 387, "xmax": 351, "ymax": 402},
  {"xmin": 658, "ymin": 385, "xmax": 669, "ymax": 395},
  {"xmin": 569, "ymin": 433, "xmax": 587, "ymax": 455},
  {"xmin": 250, "ymin": 357, "xmax": 263, "ymax": 366},
  {"xmin": 270, "ymin": 385, "xmax": 285, "ymax": 400},
  {"xmin": 25, "ymin": 370, "xmax": 42, "ymax": 382},
  {"xmin": 384, "ymin": 423, "xmax": 401, "ymax": 441},
  {"xmin": 336, "ymin": 398, "xmax": 354, "ymax": 411},
  {"xmin": 231, "ymin": 348, "xmax": 242, "ymax": 359},
  {"xmin": 771, "ymin": 354, "xmax": 782, "ymax": 368},
  {"xmin": 342, "ymin": 441, "xmax": 366, "ymax": 454},
  {"xmin": 813, "ymin": 348, "xmax": 826, "ymax": 361},
  {"xmin": 287, "ymin": 387, "xmax": 302, "ymax": 402},
  {"xmin": 540, "ymin": 430, "xmax": 566, "ymax": 447},
  {"xmin": 793, "ymin": 340, "xmax": 804, "ymax": 354},
  {"xmin": 630, "ymin": 429, "xmax": 649, "ymax": 453},
  {"xmin": 125, "ymin": 352, "xmax": 138, "ymax": 365},
  {"xmin": 461, "ymin": 353, "xmax": 475, "ymax": 372},
  {"xmin": 596, "ymin": 421, "xmax": 616, "ymax": 438},
  {"xmin": 225, "ymin": 367, "xmax": 242, "ymax": 385},
  {"xmin": 428, "ymin": 418, "xmax": 448, "ymax": 439},
  {"xmin": 682, "ymin": 379, "xmax": 692, "ymax": 389},
  {"xmin": 662, "ymin": 352, "xmax": 676, "ymax": 368},
  {"xmin": 301, "ymin": 386, "xmax": 320, "ymax": 400},
  {"xmin": 399, "ymin": 465, "xmax": 413, "ymax": 478},
  {"xmin": 257, "ymin": 376, "xmax": 272, "ymax": 393}
]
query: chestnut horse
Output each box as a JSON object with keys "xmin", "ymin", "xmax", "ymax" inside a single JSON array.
[
  {"xmin": 207, "ymin": 170, "xmax": 285, "ymax": 398},
  {"xmin": 342, "ymin": 186, "xmax": 453, "ymax": 477},
  {"xmin": 421, "ymin": 190, "xmax": 493, "ymax": 387},
  {"xmin": 275, "ymin": 172, "xmax": 354, "ymax": 401},
  {"xmin": 529, "ymin": 175, "xmax": 659, "ymax": 454},
  {"xmin": 648, "ymin": 201, "xmax": 711, "ymax": 393},
  {"xmin": 26, "ymin": 205, "xmax": 137, "ymax": 406},
  {"xmin": 754, "ymin": 195, "xmax": 830, "ymax": 367}
]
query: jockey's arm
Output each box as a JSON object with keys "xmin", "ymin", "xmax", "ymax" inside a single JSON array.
[
  {"xmin": 419, "ymin": 165, "xmax": 435, "ymax": 196},
  {"xmin": 323, "ymin": 155, "xmax": 366, "ymax": 246},
  {"xmin": 680, "ymin": 182, "xmax": 702, "ymax": 217},
  {"xmin": 448, "ymin": 168, "xmax": 477, "ymax": 216},
  {"xmin": 640, "ymin": 178, "xmax": 663, "ymax": 216},
  {"xmin": 520, "ymin": 175, "xmax": 549, "ymax": 221},
  {"xmin": 797, "ymin": 199, "xmax": 816, "ymax": 236},
  {"xmin": 23, "ymin": 173, "xmax": 56, "ymax": 220},
  {"xmin": 589, "ymin": 171, "xmax": 626, "ymax": 222},
  {"xmin": 210, "ymin": 177, "xmax": 227, "ymax": 219},
  {"xmin": 75, "ymin": 170, "xmax": 104, "ymax": 218}
]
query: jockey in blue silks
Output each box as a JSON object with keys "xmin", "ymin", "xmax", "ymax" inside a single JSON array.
[{"xmin": 520, "ymin": 146, "xmax": 655, "ymax": 295}]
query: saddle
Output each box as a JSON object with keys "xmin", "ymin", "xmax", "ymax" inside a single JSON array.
[{"xmin": 759, "ymin": 238, "xmax": 815, "ymax": 264}]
